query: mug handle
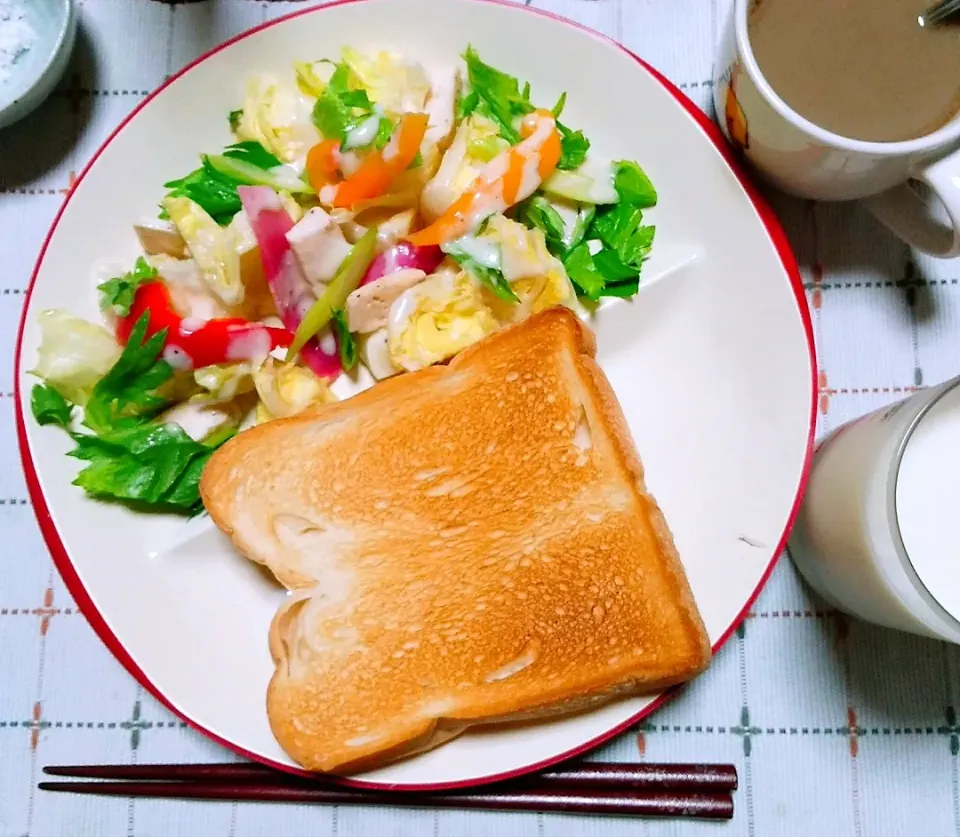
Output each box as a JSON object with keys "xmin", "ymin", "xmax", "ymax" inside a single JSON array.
[{"xmin": 862, "ymin": 149, "xmax": 960, "ymax": 258}]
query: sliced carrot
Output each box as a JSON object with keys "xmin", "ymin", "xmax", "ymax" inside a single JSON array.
[
  {"xmin": 306, "ymin": 139, "xmax": 341, "ymax": 189},
  {"xmin": 520, "ymin": 109, "xmax": 555, "ymax": 137},
  {"xmin": 392, "ymin": 112, "xmax": 430, "ymax": 163},
  {"xmin": 407, "ymin": 112, "xmax": 562, "ymax": 247},
  {"xmin": 331, "ymin": 113, "xmax": 429, "ymax": 209},
  {"xmin": 521, "ymin": 110, "xmax": 562, "ymax": 179},
  {"xmin": 407, "ymin": 190, "xmax": 478, "ymax": 247},
  {"xmin": 501, "ymin": 149, "xmax": 526, "ymax": 206},
  {"xmin": 536, "ymin": 130, "xmax": 562, "ymax": 179}
]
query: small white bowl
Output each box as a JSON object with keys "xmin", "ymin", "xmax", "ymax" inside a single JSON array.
[{"xmin": 0, "ymin": 0, "xmax": 77, "ymax": 130}]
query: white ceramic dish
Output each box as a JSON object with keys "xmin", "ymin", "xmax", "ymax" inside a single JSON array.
[
  {"xmin": 0, "ymin": 0, "xmax": 76, "ymax": 130},
  {"xmin": 15, "ymin": 0, "xmax": 816, "ymax": 790}
]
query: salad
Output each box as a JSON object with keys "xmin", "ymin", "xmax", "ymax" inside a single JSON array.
[{"xmin": 28, "ymin": 46, "xmax": 658, "ymax": 516}]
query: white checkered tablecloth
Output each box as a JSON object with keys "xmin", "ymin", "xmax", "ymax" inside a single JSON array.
[{"xmin": 2, "ymin": 1, "xmax": 959, "ymax": 835}]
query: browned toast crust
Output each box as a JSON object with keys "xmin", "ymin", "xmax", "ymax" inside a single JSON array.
[{"xmin": 201, "ymin": 307, "xmax": 711, "ymax": 773}]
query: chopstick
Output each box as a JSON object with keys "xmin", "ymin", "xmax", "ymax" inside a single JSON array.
[
  {"xmin": 38, "ymin": 780, "xmax": 734, "ymax": 818},
  {"xmin": 40, "ymin": 760, "xmax": 737, "ymax": 820},
  {"xmin": 43, "ymin": 760, "xmax": 738, "ymax": 791}
]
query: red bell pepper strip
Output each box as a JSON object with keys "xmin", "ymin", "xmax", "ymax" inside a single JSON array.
[{"xmin": 116, "ymin": 282, "xmax": 292, "ymax": 371}]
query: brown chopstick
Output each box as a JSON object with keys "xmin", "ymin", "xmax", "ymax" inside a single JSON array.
[
  {"xmin": 538, "ymin": 762, "xmax": 738, "ymax": 791},
  {"xmin": 43, "ymin": 760, "xmax": 738, "ymax": 792},
  {"xmin": 38, "ymin": 779, "xmax": 734, "ymax": 819},
  {"xmin": 40, "ymin": 760, "xmax": 737, "ymax": 819}
]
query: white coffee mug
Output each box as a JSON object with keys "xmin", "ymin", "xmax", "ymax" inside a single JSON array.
[{"xmin": 714, "ymin": 0, "xmax": 960, "ymax": 257}]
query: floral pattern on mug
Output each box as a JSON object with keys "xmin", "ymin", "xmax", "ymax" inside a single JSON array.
[{"xmin": 724, "ymin": 62, "xmax": 750, "ymax": 152}]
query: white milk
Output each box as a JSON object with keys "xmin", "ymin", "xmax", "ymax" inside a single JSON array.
[
  {"xmin": 896, "ymin": 383, "xmax": 960, "ymax": 623},
  {"xmin": 789, "ymin": 377, "xmax": 960, "ymax": 643}
]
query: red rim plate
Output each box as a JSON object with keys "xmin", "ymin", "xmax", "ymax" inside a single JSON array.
[{"xmin": 14, "ymin": 0, "xmax": 817, "ymax": 792}]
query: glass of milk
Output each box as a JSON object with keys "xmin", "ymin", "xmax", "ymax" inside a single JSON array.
[{"xmin": 789, "ymin": 376, "xmax": 960, "ymax": 642}]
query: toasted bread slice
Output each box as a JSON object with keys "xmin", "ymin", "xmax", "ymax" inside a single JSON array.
[{"xmin": 201, "ymin": 307, "xmax": 711, "ymax": 773}]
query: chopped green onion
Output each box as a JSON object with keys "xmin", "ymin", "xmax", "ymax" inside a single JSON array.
[
  {"xmin": 286, "ymin": 227, "xmax": 379, "ymax": 361},
  {"xmin": 204, "ymin": 154, "xmax": 313, "ymax": 195},
  {"xmin": 332, "ymin": 310, "xmax": 358, "ymax": 371}
]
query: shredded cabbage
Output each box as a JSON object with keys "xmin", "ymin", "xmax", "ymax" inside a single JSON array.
[
  {"xmin": 163, "ymin": 196, "xmax": 244, "ymax": 307},
  {"xmin": 341, "ymin": 48, "xmax": 432, "ymax": 115},
  {"xmin": 30, "ymin": 310, "xmax": 121, "ymax": 405},
  {"xmin": 293, "ymin": 61, "xmax": 329, "ymax": 97},
  {"xmin": 253, "ymin": 358, "xmax": 336, "ymax": 422},
  {"xmin": 421, "ymin": 114, "xmax": 508, "ymax": 221},
  {"xmin": 193, "ymin": 363, "xmax": 257, "ymax": 403},
  {"xmin": 236, "ymin": 74, "xmax": 321, "ymax": 164},
  {"xmin": 388, "ymin": 271, "xmax": 498, "ymax": 372}
]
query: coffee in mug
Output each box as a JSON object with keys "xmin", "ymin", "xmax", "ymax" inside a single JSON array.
[
  {"xmin": 748, "ymin": 0, "xmax": 960, "ymax": 143},
  {"xmin": 714, "ymin": 0, "xmax": 960, "ymax": 257}
]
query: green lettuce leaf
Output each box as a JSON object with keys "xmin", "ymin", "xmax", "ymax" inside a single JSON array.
[
  {"xmin": 560, "ymin": 201, "xmax": 654, "ymax": 301},
  {"xmin": 516, "ymin": 195, "xmax": 566, "ymax": 256},
  {"xmin": 563, "ymin": 243, "xmax": 605, "ymax": 300},
  {"xmin": 461, "ymin": 45, "xmax": 591, "ymax": 170},
  {"xmin": 590, "ymin": 202, "xmax": 656, "ymax": 270},
  {"xmin": 613, "ymin": 160, "xmax": 657, "ymax": 207},
  {"xmin": 97, "ymin": 257, "xmax": 158, "ymax": 317},
  {"xmin": 557, "ymin": 124, "xmax": 590, "ymax": 171},
  {"xmin": 460, "ymin": 46, "xmax": 533, "ymax": 143},
  {"xmin": 31, "ymin": 384, "xmax": 73, "ymax": 429},
  {"xmin": 222, "ymin": 140, "xmax": 282, "ymax": 169},
  {"xmin": 374, "ymin": 117, "xmax": 396, "ymax": 150},
  {"xmin": 161, "ymin": 141, "xmax": 280, "ymax": 225},
  {"xmin": 70, "ymin": 422, "xmax": 231, "ymax": 515},
  {"xmin": 32, "ymin": 311, "xmax": 237, "ymax": 515},
  {"xmin": 551, "ymin": 92, "xmax": 567, "ymax": 118},
  {"xmin": 163, "ymin": 158, "xmax": 243, "ymax": 225},
  {"xmin": 82, "ymin": 312, "xmax": 173, "ymax": 435},
  {"xmin": 568, "ymin": 205, "xmax": 596, "ymax": 251},
  {"xmin": 311, "ymin": 62, "xmax": 392, "ymax": 148}
]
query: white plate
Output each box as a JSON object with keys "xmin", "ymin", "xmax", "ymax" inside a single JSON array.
[{"xmin": 15, "ymin": 0, "xmax": 816, "ymax": 790}]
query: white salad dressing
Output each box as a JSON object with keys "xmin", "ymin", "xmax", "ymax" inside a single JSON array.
[
  {"xmin": 267, "ymin": 163, "xmax": 310, "ymax": 191},
  {"xmin": 291, "ymin": 152, "xmax": 309, "ymax": 174},
  {"xmin": 452, "ymin": 115, "xmax": 559, "ymax": 235},
  {"xmin": 179, "ymin": 317, "xmax": 205, "ymax": 334},
  {"xmin": 387, "ymin": 282, "xmax": 424, "ymax": 339},
  {"xmin": 445, "ymin": 234, "xmax": 501, "ymax": 269},
  {"xmin": 161, "ymin": 345, "xmax": 193, "ymax": 371},
  {"xmin": 225, "ymin": 328, "xmax": 272, "ymax": 364},
  {"xmin": 319, "ymin": 329, "xmax": 338, "ymax": 356},
  {"xmin": 381, "ymin": 120, "xmax": 404, "ymax": 163},
  {"xmin": 518, "ymin": 152, "xmax": 544, "ymax": 202},
  {"xmin": 343, "ymin": 109, "xmax": 383, "ymax": 151},
  {"xmin": 162, "ymin": 406, "xmax": 229, "ymax": 442}
]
